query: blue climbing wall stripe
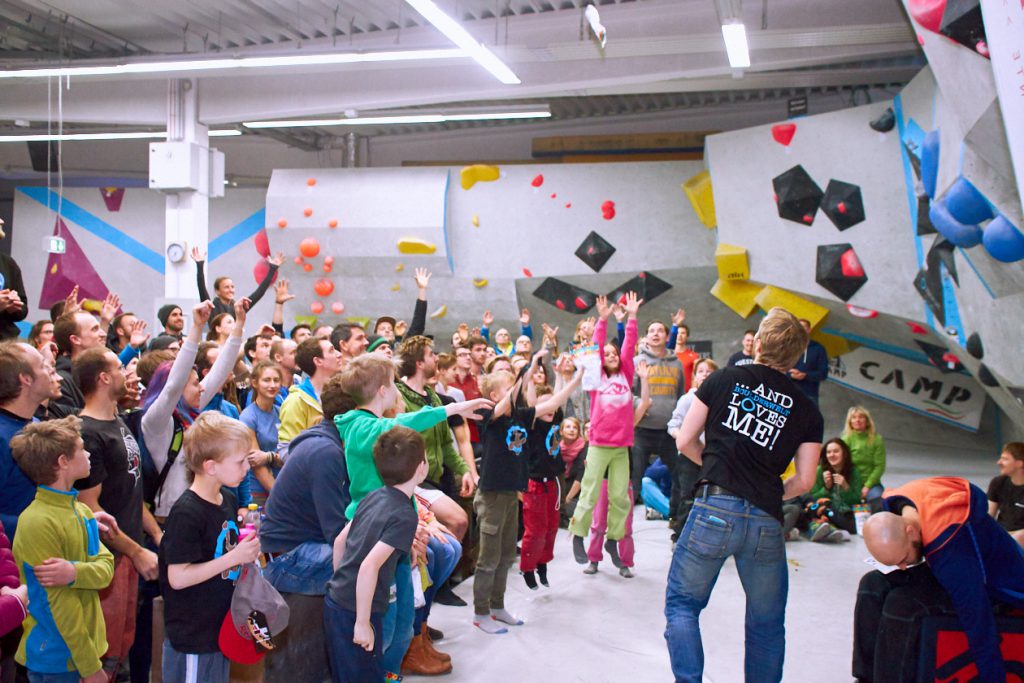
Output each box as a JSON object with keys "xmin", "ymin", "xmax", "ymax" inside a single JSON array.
[
  {"xmin": 210, "ymin": 209, "xmax": 266, "ymax": 262},
  {"xmin": 18, "ymin": 186, "xmax": 165, "ymax": 273},
  {"xmin": 820, "ymin": 326, "xmax": 934, "ymax": 366},
  {"xmin": 956, "ymin": 248, "xmax": 997, "ymax": 299}
]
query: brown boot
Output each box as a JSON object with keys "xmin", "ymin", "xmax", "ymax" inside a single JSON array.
[
  {"xmin": 421, "ymin": 623, "xmax": 451, "ymax": 663},
  {"xmin": 400, "ymin": 634, "xmax": 452, "ymax": 676}
]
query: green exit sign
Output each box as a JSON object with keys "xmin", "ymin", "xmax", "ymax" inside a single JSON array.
[{"xmin": 46, "ymin": 236, "xmax": 66, "ymax": 254}]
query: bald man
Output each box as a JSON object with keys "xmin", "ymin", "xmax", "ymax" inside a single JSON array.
[{"xmin": 855, "ymin": 477, "xmax": 1024, "ymax": 682}]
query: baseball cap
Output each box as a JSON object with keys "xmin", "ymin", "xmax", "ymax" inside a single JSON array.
[{"xmin": 218, "ymin": 564, "xmax": 290, "ymax": 664}]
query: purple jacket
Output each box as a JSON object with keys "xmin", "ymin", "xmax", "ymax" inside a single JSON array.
[{"xmin": 0, "ymin": 520, "xmax": 26, "ymax": 637}]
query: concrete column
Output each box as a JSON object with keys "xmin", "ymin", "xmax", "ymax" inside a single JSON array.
[{"xmin": 162, "ymin": 78, "xmax": 209, "ymax": 300}]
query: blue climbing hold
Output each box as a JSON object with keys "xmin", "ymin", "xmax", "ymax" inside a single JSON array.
[
  {"xmin": 944, "ymin": 176, "xmax": 994, "ymax": 225},
  {"xmin": 981, "ymin": 214, "xmax": 1024, "ymax": 263},
  {"xmin": 929, "ymin": 199, "xmax": 983, "ymax": 248},
  {"xmin": 920, "ymin": 130, "xmax": 940, "ymax": 199}
]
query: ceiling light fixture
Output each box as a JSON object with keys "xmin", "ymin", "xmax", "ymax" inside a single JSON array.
[
  {"xmin": 243, "ymin": 107, "xmax": 550, "ymax": 129},
  {"xmin": 0, "ymin": 49, "xmax": 465, "ymax": 80},
  {"xmin": 0, "ymin": 130, "xmax": 241, "ymax": 142},
  {"xmin": 715, "ymin": 0, "xmax": 750, "ymax": 69},
  {"xmin": 403, "ymin": 0, "xmax": 520, "ymax": 85}
]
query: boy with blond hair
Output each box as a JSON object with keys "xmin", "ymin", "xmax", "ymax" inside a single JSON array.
[
  {"xmin": 11, "ymin": 415, "xmax": 114, "ymax": 683},
  {"xmin": 158, "ymin": 412, "xmax": 262, "ymax": 683}
]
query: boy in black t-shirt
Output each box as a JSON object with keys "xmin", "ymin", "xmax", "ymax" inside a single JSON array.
[
  {"xmin": 988, "ymin": 442, "xmax": 1024, "ymax": 547},
  {"xmin": 324, "ymin": 427, "xmax": 426, "ymax": 682},
  {"xmin": 666, "ymin": 308, "xmax": 823, "ymax": 683},
  {"xmin": 158, "ymin": 413, "xmax": 261, "ymax": 683}
]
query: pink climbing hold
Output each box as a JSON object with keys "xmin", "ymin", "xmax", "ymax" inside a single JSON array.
[
  {"xmin": 555, "ymin": 300, "xmax": 565, "ymax": 310},
  {"xmin": 771, "ymin": 123, "xmax": 797, "ymax": 147},
  {"xmin": 907, "ymin": 0, "xmax": 945, "ymax": 34},
  {"xmin": 310, "ymin": 301, "xmax": 324, "ymax": 314},
  {"xmin": 575, "ymin": 296, "xmax": 588, "ymax": 310},
  {"xmin": 840, "ymin": 249, "xmax": 865, "ymax": 278},
  {"xmin": 254, "ymin": 229, "xmax": 270, "ymax": 258},
  {"xmin": 551, "ymin": 193, "xmax": 557, "ymax": 199},
  {"xmin": 331, "ymin": 301, "xmax": 344, "ymax": 315},
  {"xmin": 531, "ymin": 174, "xmax": 544, "ymax": 188},
  {"xmin": 601, "ymin": 200, "xmax": 616, "ymax": 220},
  {"xmin": 252, "ymin": 259, "xmax": 279, "ymax": 287},
  {"xmin": 837, "ymin": 201, "xmax": 848, "ymax": 215}
]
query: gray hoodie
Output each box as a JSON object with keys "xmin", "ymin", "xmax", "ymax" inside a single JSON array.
[{"xmin": 633, "ymin": 347, "xmax": 685, "ymax": 430}]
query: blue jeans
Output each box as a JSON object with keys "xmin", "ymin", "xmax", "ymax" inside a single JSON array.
[
  {"xmin": 263, "ymin": 541, "xmax": 334, "ymax": 596},
  {"xmin": 414, "ymin": 534, "xmax": 462, "ymax": 632},
  {"xmin": 380, "ymin": 560, "xmax": 413, "ymax": 675},
  {"xmin": 865, "ymin": 484, "xmax": 884, "ymax": 501},
  {"xmin": 664, "ymin": 492, "xmax": 788, "ymax": 683},
  {"xmin": 323, "ymin": 595, "xmax": 384, "ymax": 683},
  {"xmin": 27, "ymin": 673, "xmax": 79, "ymax": 683}
]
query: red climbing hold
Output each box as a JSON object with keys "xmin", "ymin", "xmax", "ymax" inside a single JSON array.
[
  {"xmin": 906, "ymin": 321, "xmax": 928, "ymax": 335},
  {"xmin": 771, "ymin": 123, "xmax": 797, "ymax": 147},
  {"xmin": 846, "ymin": 304, "xmax": 878, "ymax": 319},
  {"xmin": 522, "ymin": 268, "xmax": 533, "ymax": 278},
  {"xmin": 840, "ymin": 249, "xmax": 865, "ymax": 278},
  {"xmin": 555, "ymin": 300, "xmax": 566, "ymax": 310},
  {"xmin": 575, "ymin": 296, "xmax": 587, "ymax": 310},
  {"xmin": 803, "ymin": 214, "xmax": 814, "ymax": 224},
  {"xmin": 531, "ymin": 174, "xmax": 544, "ymax": 188},
  {"xmin": 601, "ymin": 200, "xmax": 616, "ymax": 220},
  {"xmin": 565, "ymin": 203, "xmax": 572, "ymax": 208},
  {"xmin": 837, "ymin": 202, "xmax": 848, "ymax": 214}
]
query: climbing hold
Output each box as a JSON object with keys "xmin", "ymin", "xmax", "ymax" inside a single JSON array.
[
  {"xmin": 397, "ymin": 238, "xmax": 437, "ymax": 255},
  {"xmin": 565, "ymin": 203, "xmax": 572, "ymax": 209},
  {"xmin": 391, "ymin": 283, "xmax": 401, "ymax": 292},
  {"xmin": 905, "ymin": 321, "xmax": 929, "ymax": 335},
  {"xmin": 303, "ymin": 207, "xmax": 313, "ymax": 218},
  {"xmin": 277, "ymin": 219, "xmax": 288, "ymax": 229},
  {"xmin": 522, "ymin": 268, "xmax": 533, "ymax": 278},
  {"xmin": 821, "ymin": 180, "xmax": 865, "ymax": 231},
  {"xmin": 253, "ymin": 259, "xmax": 279, "ymax": 287},
  {"xmin": 682, "ymin": 170, "xmax": 716, "ymax": 228},
  {"xmin": 711, "ymin": 279, "xmax": 764, "ymax": 318},
  {"xmin": 816, "ymin": 244, "xmax": 867, "ymax": 301},
  {"xmin": 920, "ymin": 130, "xmax": 940, "ymax": 199},
  {"xmin": 606, "ymin": 272, "xmax": 672, "ymax": 307},
  {"xmin": 714, "ymin": 243, "xmax": 749, "ymax": 282},
  {"xmin": 771, "ymin": 123, "xmax": 796, "ymax": 147},
  {"xmin": 846, "ymin": 304, "xmax": 878, "ymax": 319},
  {"xmin": 307, "ymin": 178, "xmax": 317, "ymax": 186},
  {"xmin": 869, "ymin": 107, "xmax": 896, "ymax": 133},
  {"xmin": 977, "ymin": 363, "xmax": 999, "ymax": 388},
  {"xmin": 574, "ymin": 296, "xmax": 589, "ymax": 310},
  {"xmin": 472, "ymin": 278, "xmax": 488, "ymax": 288},
  {"xmin": 302, "ymin": 263, "xmax": 313, "ymax": 272},
  {"xmin": 254, "ymin": 229, "xmax": 270, "ymax": 258},
  {"xmin": 293, "ymin": 256, "xmax": 304, "ymax": 266},
  {"xmin": 966, "ymin": 332, "xmax": 984, "ymax": 359},
  {"xmin": 773, "ymin": 166, "xmax": 824, "ymax": 226},
  {"xmin": 575, "ymin": 231, "xmax": 617, "ymax": 273},
  {"xmin": 531, "ymin": 174, "xmax": 544, "ymax": 188},
  {"xmin": 981, "ymin": 214, "xmax": 1024, "ymax": 263},
  {"xmin": 915, "ymin": 340, "xmax": 963, "ymax": 373},
  {"xmin": 532, "ymin": 278, "xmax": 598, "ymax": 314},
  {"xmin": 322, "ymin": 264, "xmax": 333, "ymax": 273},
  {"xmin": 551, "ymin": 193, "xmax": 557, "ymax": 199},
  {"xmin": 929, "ymin": 199, "xmax": 983, "ymax": 248},
  {"xmin": 328, "ymin": 219, "xmax": 339, "ymax": 229},
  {"xmin": 314, "ymin": 278, "xmax": 334, "ymax": 297},
  {"xmin": 460, "ymin": 164, "xmax": 500, "ymax": 190},
  {"xmin": 945, "ymin": 177, "xmax": 993, "ymax": 225},
  {"xmin": 430, "ymin": 305, "xmax": 447, "ymax": 319},
  {"xmin": 395, "ymin": 264, "xmax": 405, "ymax": 272},
  {"xmin": 472, "ymin": 215, "xmax": 480, "ymax": 227},
  {"xmin": 936, "ymin": 1, "xmax": 989, "ymax": 55},
  {"xmin": 299, "ymin": 238, "xmax": 321, "ymax": 258},
  {"xmin": 310, "ymin": 301, "xmax": 324, "ymax": 314},
  {"xmin": 555, "ymin": 300, "xmax": 566, "ymax": 310},
  {"xmin": 324, "ymin": 256, "xmax": 334, "ymax": 266},
  {"xmin": 331, "ymin": 301, "xmax": 345, "ymax": 315},
  {"xmin": 601, "ymin": 200, "xmax": 616, "ymax": 220},
  {"xmin": 754, "ymin": 286, "xmax": 829, "ymax": 328},
  {"xmin": 907, "ymin": 0, "xmax": 944, "ymax": 33}
]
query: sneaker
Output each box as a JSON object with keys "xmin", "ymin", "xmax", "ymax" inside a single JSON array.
[
  {"xmin": 604, "ymin": 539, "xmax": 624, "ymax": 569},
  {"xmin": 826, "ymin": 528, "xmax": 851, "ymax": 543},
  {"xmin": 522, "ymin": 570, "xmax": 538, "ymax": 590},
  {"xmin": 583, "ymin": 562, "xmax": 599, "ymax": 575},
  {"xmin": 619, "ymin": 566, "xmax": 634, "ymax": 579},
  {"xmin": 433, "ymin": 583, "xmax": 467, "ymax": 607},
  {"xmin": 572, "ymin": 534, "xmax": 588, "ymax": 564},
  {"xmin": 536, "ymin": 563, "xmax": 549, "ymax": 587},
  {"xmin": 426, "ymin": 625, "xmax": 444, "ymax": 641},
  {"xmin": 810, "ymin": 522, "xmax": 833, "ymax": 543},
  {"xmin": 785, "ymin": 528, "xmax": 801, "ymax": 542}
]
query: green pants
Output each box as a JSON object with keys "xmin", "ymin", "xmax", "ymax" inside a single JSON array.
[
  {"xmin": 472, "ymin": 490, "xmax": 519, "ymax": 616},
  {"xmin": 569, "ymin": 445, "xmax": 630, "ymax": 541}
]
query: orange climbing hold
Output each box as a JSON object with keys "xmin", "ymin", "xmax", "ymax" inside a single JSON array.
[
  {"xmin": 314, "ymin": 279, "xmax": 334, "ymax": 297},
  {"xmin": 277, "ymin": 219, "xmax": 288, "ymax": 229},
  {"xmin": 310, "ymin": 301, "xmax": 324, "ymax": 314},
  {"xmin": 307, "ymin": 178, "xmax": 317, "ymax": 186},
  {"xmin": 299, "ymin": 238, "xmax": 320, "ymax": 258},
  {"xmin": 328, "ymin": 219, "xmax": 339, "ymax": 229},
  {"xmin": 303, "ymin": 207, "xmax": 313, "ymax": 217},
  {"xmin": 303, "ymin": 263, "xmax": 313, "ymax": 272}
]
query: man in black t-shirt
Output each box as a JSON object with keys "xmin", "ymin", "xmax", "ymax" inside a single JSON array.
[
  {"xmin": 987, "ymin": 442, "xmax": 1024, "ymax": 547},
  {"xmin": 73, "ymin": 347, "xmax": 157, "ymax": 675},
  {"xmin": 726, "ymin": 329, "xmax": 757, "ymax": 367},
  {"xmin": 665, "ymin": 308, "xmax": 823, "ymax": 683}
]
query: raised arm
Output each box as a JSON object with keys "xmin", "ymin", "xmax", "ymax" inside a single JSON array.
[
  {"xmin": 406, "ymin": 268, "xmax": 430, "ymax": 338},
  {"xmin": 272, "ymin": 278, "xmax": 294, "ymax": 336},
  {"xmin": 246, "ymin": 253, "xmax": 282, "ymax": 306},
  {"xmin": 519, "ymin": 308, "xmax": 533, "ymax": 339},
  {"xmin": 633, "ymin": 360, "xmax": 651, "ymax": 427},
  {"xmin": 198, "ymin": 298, "xmax": 247, "ymax": 408},
  {"xmin": 192, "ymin": 247, "xmax": 211, "ymax": 302},
  {"xmin": 619, "ymin": 292, "xmax": 642, "ymax": 384},
  {"xmin": 535, "ymin": 367, "xmax": 583, "ymax": 415}
]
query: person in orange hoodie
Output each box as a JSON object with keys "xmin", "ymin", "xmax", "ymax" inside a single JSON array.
[{"xmin": 857, "ymin": 477, "xmax": 1024, "ymax": 683}]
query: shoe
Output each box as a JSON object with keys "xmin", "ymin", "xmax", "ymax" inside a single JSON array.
[
  {"xmin": 810, "ymin": 522, "xmax": 833, "ymax": 543},
  {"xmin": 400, "ymin": 634, "xmax": 452, "ymax": 676},
  {"xmin": 426, "ymin": 625, "xmax": 444, "ymax": 641},
  {"xmin": 433, "ymin": 582, "xmax": 467, "ymax": 607},
  {"xmin": 583, "ymin": 562, "xmax": 599, "ymax": 575},
  {"xmin": 605, "ymin": 539, "xmax": 624, "ymax": 569},
  {"xmin": 826, "ymin": 528, "xmax": 851, "ymax": 543},
  {"xmin": 572, "ymin": 534, "xmax": 588, "ymax": 564},
  {"xmin": 785, "ymin": 528, "xmax": 801, "ymax": 542},
  {"xmin": 536, "ymin": 563, "xmax": 549, "ymax": 587},
  {"xmin": 619, "ymin": 566, "xmax": 634, "ymax": 579},
  {"xmin": 523, "ymin": 570, "xmax": 538, "ymax": 590},
  {"xmin": 420, "ymin": 623, "xmax": 451, "ymax": 664}
]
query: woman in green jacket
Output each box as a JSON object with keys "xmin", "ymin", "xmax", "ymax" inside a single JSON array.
[
  {"xmin": 804, "ymin": 438, "xmax": 863, "ymax": 541},
  {"xmin": 842, "ymin": 405, "xmax": 886, "ymax": 500}
]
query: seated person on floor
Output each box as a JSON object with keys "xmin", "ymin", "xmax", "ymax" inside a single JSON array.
[{"xmin": 987, "ymin": 442, "xmax": 1024, "ymax": 548}]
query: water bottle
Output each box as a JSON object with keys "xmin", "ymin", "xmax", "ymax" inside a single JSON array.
[{"xmin": 245, "ymin": 503, "xmax": 261, "ymax": 533}]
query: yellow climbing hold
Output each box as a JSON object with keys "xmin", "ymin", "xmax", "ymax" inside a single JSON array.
[
  {"xmin": 460, "ymin": 164, "xmax": 500, "ymax": 190},
  {"xmin": 710, "ymin": 279, "xmax": 763, "ymax": 318},
  {"xmin": 397, "ymin": 238, "xmax": 437, "ymax": 255},
  {"xmin": 754, "ymin": 285, "xmax": 829, "ymax": 329},
  {"xmin": 395, "ymin": 264, "xmax": 405, "ymax": 272},
  {"xmin": 472, "ymin": 278, "xmax": 488, "ymax": 288},
  {"xmin": 430, "ymin": 304, "xmax": 448, "ymax": 319},
  {"xmin": 50, "ymin": 264, "xmax": 58, "ymax": 275},
  {"xmin": 391, "ymin": 283, "xmax": 401, "ymax": 292},
  {"xmin": 472, "ymin": 215, "xmax": 480, "ymax": 227},
  {"xmin": 715, "ymin": 243, "xmax": 749, "ymax": 281},
  {"xmin": 682, "ymin": 169, "xmax": 716, "ymax": 228}
]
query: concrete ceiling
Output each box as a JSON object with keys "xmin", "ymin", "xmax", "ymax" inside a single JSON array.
[{"xmin": 0, "ymin": 0, "xmax": 924, "ymax": 161}]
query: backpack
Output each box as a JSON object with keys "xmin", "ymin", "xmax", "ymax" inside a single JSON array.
[{"xmin": 123, "ymin": 409, "xmax": 185, "ymax": 509}]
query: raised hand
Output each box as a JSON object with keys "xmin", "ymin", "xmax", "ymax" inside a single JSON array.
[
  {"xmin": 129, "ymin": 319, "xmax": 150, "ymax": 349},
  {"xmin": 269, "ymin": 252, "xmax": 285, "ymax": 267},
  {"xmin": 394, "ymin": 320, "xmax": 408, "ymax": 338},
  {"xmin": 623, "ymin": 291, "xmax": 643, "ymax": 317},
  {"xmin": 636, "ymin": 360, "xmax": 650, "ymax": 379},
  {"xmin": 233, "ymin": 297, "xmax": 251, "ymax": 326},
  {"xmin": 274, "ymin": 278, "xmax": 295, "ymax": 304},
  {"xmin": 612, "ymin": 303, "xmax": 626, "ymax": 322},
  {"xmin": 190, "ymin": 246, "xmax": 206, "ymax": 263},
  {"xmin": 62, "ymin": 285, "xmax": 82, "ymax": 316},
  {"xmin": 519, "ymin": 308, "xmax": 531, "ymax": 326},
  {"xmin": 414, "ymin": 267, "xmax": 431, "ymax": 290},
  {"xmin": 595, "ymin": 295, "xmax": 612, "ymax": 320},
  {"xmin": 482, "ymin": 310, "xmax": 494, "ymax": 327},
  {"xmin": 672, "ymin": 308, "xmax": 687, "ymax": 326},
  {"xmin": 100, "ymin": 292, "xmax": 121, "ymax": 326},
  {"xmin": 192, "ymin": 301, "xmax": 214, "ymax": 328},
  {"xmin": 452, "ymin": 397, "xmax": 495, "ymax": 421}
]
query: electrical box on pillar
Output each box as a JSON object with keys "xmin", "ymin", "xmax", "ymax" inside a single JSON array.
[{"xmin": 149, "ymin": 142, "xmax": 203, "ymax": 192}]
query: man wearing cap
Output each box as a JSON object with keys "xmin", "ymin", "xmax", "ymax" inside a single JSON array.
[
  {"xmin": 157, "ymin": 304, "xmax": 185, "ymax": 340},
  {"xmin": 372, "ymin": 267, "xmax": 431, "ymax": 345}
]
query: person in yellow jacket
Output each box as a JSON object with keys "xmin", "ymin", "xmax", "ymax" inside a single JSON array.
[
  {"xmin": 277, "ymin": 338, "xmax": 343, "ymax": 448},
  {"xmin": 11, "ymin": 416, "xmax": 114, "ymax": 683}
]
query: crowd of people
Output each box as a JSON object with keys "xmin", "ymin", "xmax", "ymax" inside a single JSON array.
[{"xmin": 1, "ymin": 244, "xmax": 1022, "ymax": 683}]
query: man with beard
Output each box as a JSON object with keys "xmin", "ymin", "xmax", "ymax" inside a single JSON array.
[
  {"xmin": 73, "ymin": 347, "xmax": 158, "ymax": 679},
  {"xmin": 855, "ymin": 477, "xmax": 1024, "ymax": 682}
]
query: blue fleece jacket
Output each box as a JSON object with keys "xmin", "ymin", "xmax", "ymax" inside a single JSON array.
[{"xmin": 0, "ymin": 410, "xmax": 35, "ymax": 538}]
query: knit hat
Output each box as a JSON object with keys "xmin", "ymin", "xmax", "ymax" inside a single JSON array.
[
  {"xmin": 157, "ymin": 304, "xmax": 181, "ymax": 327},
  {"xmin": 367, "ymin": 335, "xmax": 391, "ymax": 353}
]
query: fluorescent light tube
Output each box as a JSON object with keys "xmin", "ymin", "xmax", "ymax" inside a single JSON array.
[
  {"xmin": 0, "ymin": 49, "xmax": 464, "ymax": 80},
  {"xmin": 243, "ymin": 110, "xmax": 550, "ymax": 128},
  {"xmin": 721, "ymin": 22, "xmax": 750, "ymax": 68},
  {"xmin": 0, "ymin": 130, "xmax": 241, "ymax": 142},
  {"xmin": 404, "ymin": 0, "xmax": 520, "ymax": 85}
]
